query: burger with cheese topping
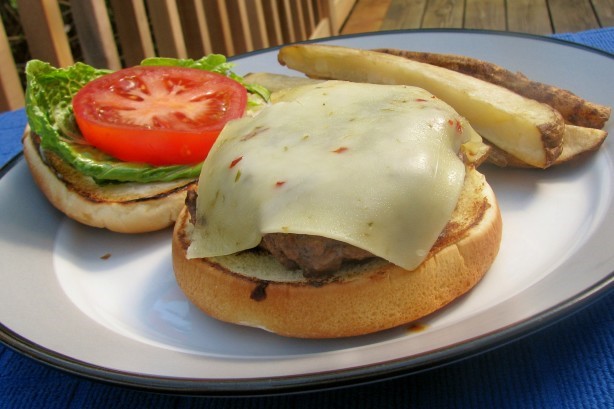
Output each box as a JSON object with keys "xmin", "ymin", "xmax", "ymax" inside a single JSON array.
[{"xmin": 172, "ymin": 80, "xmax": 502, "ymax": 338}]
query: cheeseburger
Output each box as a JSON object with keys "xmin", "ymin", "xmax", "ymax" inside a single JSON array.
[{"xmin": 172, "ymin": 80, "xmax": 502, "ymax": 338}]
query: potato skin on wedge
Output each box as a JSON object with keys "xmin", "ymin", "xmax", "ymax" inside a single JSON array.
[
  {"xmin": 279, "ymin": 44, "xmax": 565, "ymax": 168},
  {"xmin": 374, "ymin": 48, "xmax": 611, "ymax": 130},
  {"xmin": 487, "ymin": 125, "xmax": 608, "ymax": 167}
]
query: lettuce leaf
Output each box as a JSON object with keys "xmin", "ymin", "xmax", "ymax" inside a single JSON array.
[
  {"xmin": 25, "ymin": 55, "xmax": 269, "ymax": 184},
  {"xmin": 141, "ymin": 56, "xmax": 270, "ymax": 104}
]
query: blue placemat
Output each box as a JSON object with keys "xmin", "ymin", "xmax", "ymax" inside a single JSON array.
[
  {"xmin": 1, "ymin": 29, "xmax": 613, "ymax": 408},
  {"xmin": 0, "ymin": 295, "xmax": 610, "ymax": 408},
  {"xmin": 553, "ymin": 26, "xmax": 614, "ymax": 54},
  {"xmin": 0, "ymin": 109, "xmax": 27, "ymax": 169}
]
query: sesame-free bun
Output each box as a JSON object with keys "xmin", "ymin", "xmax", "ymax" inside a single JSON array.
[
  {"xmin": 172, "ymin": 166, "xmax": 502, "ymax": 338},
  {"xmin": 23, "ymin": 128, "xmax": 196, "ymax": 233}
]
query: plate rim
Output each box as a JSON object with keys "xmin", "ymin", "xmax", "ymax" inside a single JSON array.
[
  {"xmin": 227, "ymin": 27, "xmax": 614, "ymax": 61},
  {"xmin": 1, "ymin": 28, "xmax": 613, "ymax": 396},
  {"xmin": 1, "ymin": 274, "xmax": 611, "ymax": 396}
]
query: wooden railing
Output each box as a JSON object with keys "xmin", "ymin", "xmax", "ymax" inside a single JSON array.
[
  {"xmin": 1, "ymin": 0, "xmax": 357, "ymax": 112},
  {"xmin": 342, "ymin": 0, "xmax": 612, "ymax": 37},
  {"xmin": 0, "ymin": 10, "xmax": 24, "ymax": 111}
]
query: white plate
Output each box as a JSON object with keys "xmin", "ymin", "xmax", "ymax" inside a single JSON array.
[{"xmin": 0, "ymin": 30, "xmax": 612, "ymax": 394}]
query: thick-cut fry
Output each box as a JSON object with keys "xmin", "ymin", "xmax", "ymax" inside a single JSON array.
[
  {"xmin": 487, "ymin": 125, "xmax": 608, "ymax": 167},
  {"xmin": 278, "ymin": 44, "xmax": 565, "ymax": 168},
  {"xmin": 374, "ymin": 48, "xmax": 612, "ymax": 130},
  {"xmin": 557, "ymin": 126, "xmax": 608, "ymax": 163}
]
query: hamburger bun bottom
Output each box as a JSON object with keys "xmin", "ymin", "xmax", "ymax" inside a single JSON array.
[{"xmin": 172, "ymin": 167, "xmax": 502, "ymax": 338}]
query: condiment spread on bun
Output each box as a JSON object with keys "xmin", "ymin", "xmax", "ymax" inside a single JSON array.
[{"xmin": 172, "ymin": 81, "xmax": 502, "ymax": 338}]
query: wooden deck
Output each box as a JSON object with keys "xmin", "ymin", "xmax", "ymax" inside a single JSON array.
[{"xmin": 342, "ymin": 0, "xmax": 614, "ymax": 36}]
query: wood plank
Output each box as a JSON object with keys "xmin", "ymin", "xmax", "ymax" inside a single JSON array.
[
  {"xmin": 237, "ymin": 0, "xmax": 255, "ymax": 52},
  {"xmin": 311, "ymin": 18, "xmax": 332, "ymax": 38},
  {"xmin": 293, "ymin": 0, "xmax": 309, "ymax": 40},
  {"xmin": 592, "ymin": 0, "xmax": 614, "ymax": 27},
  {"xmin": 214, "ymin": 0, "xmax": 236, "ymax": 55},
  {"xmin": 421, "ymin": 0, "xmax": 464, "ymax": 28},
  {"xmin": 16, "ymin": 0, "xmax": 73, "ymax": 67},
  {"xmin": 239, "ymin": 0, "xmax": 269, "ymax": 50},
  {"xmin": 109, "ymin": 0, "xmax": 156, "ymax": 67},
  {"xmin": 0, "ymin": 19, "xmax": 24, "ymax": 111},
  {"xmin": 506, "ymin": 0, "xmax": 552, "ymax": 35},
  {"xmin": 70, "ymin": 0, "xmax": 121, "ymax": 70},
  {"xmin": 223, "ymin": 0, "xmax": 249, "ymax": 54},
  {"xmin": 145, "ymin": 0, "xmax": 188, "ymax": 58},
  {"xmin": 278, "ymin": 0, "xmax": 305, "ymax": 42},
  {"xmin": 380, "ymin": 0, "xmax": 425, "ymax": 30},
  {"xmin": 548, "ymin": 0, "xmax": 600, "ymax": 33},
  {"xmin": 328, "ymin": 0, "xmax": 358, "ymax": 34},
  {"xmin": 311, "ymin": 0, "xmax": 333, "ymax": 38},
  {"xmin": 279, "ymin": 0, "xmax": 297, "ymax": 43},
  {"xmin": 302, "ymin": 0, "xmax": 317, "ymax": 35},
  {"xmin": 176, "ymin": 0, "xmax": 214, "ymax": 57},
  {"xmin": 464, "ymin": 0, "xmax": 505, "ymax": 30},
  {"xmin": 342, "ymin": 0, "xmax": 392, "ymax": 33},
  {"xmin": 202, "ymin": 0, "xmax": 231, "ymax": 55},
  {"xmin": 261, "ymin": 0, "xmax": 284, "ymax": 46}
]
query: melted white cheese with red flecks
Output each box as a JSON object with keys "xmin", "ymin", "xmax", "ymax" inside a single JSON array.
[{"xmin": 188, "ymin": 81, "xmax": 476, "ymax": 270}]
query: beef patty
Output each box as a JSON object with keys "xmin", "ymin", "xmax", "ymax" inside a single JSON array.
[
  {"xmin": 186, "ymin": 190, "xmax": 375, "ymax": 276},
  {"xmin": 259, "ymin": 233, "xmax": 375, "ymax": 276}
]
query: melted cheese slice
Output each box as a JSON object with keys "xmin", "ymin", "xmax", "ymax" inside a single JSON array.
[{"xmin": 188, "ymin": 81, "xmax": 473, "ymax": 270}]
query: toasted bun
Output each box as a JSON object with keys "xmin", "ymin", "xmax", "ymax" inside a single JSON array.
[
  {"xmin": 23, "ymin": 129, "xmax": 196, "ymax": 233},
  {"xmin": 172, "ymin": 167, "xmax": 502, "ymax": 338}
]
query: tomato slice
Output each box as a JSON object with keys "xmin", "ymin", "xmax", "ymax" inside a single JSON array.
[{"xmin": 72, "ymin": 65, "xmax": 247, "ymax": 166}]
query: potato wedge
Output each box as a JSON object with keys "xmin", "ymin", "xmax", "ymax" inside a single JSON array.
[
  {"xmin": 278, "ymin": 44, "xmax": 565, "ymax": 168},
  {"xmin": 374, "ymin": 48, "xmax": 611, "ymax": 130},
  {"xmin": 487, "ymin": 125, "xmax": 608, "ymax": 167},
  {"xmin": 557, "ymin": 126, "xmax": 608, "ymax": 164}
]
